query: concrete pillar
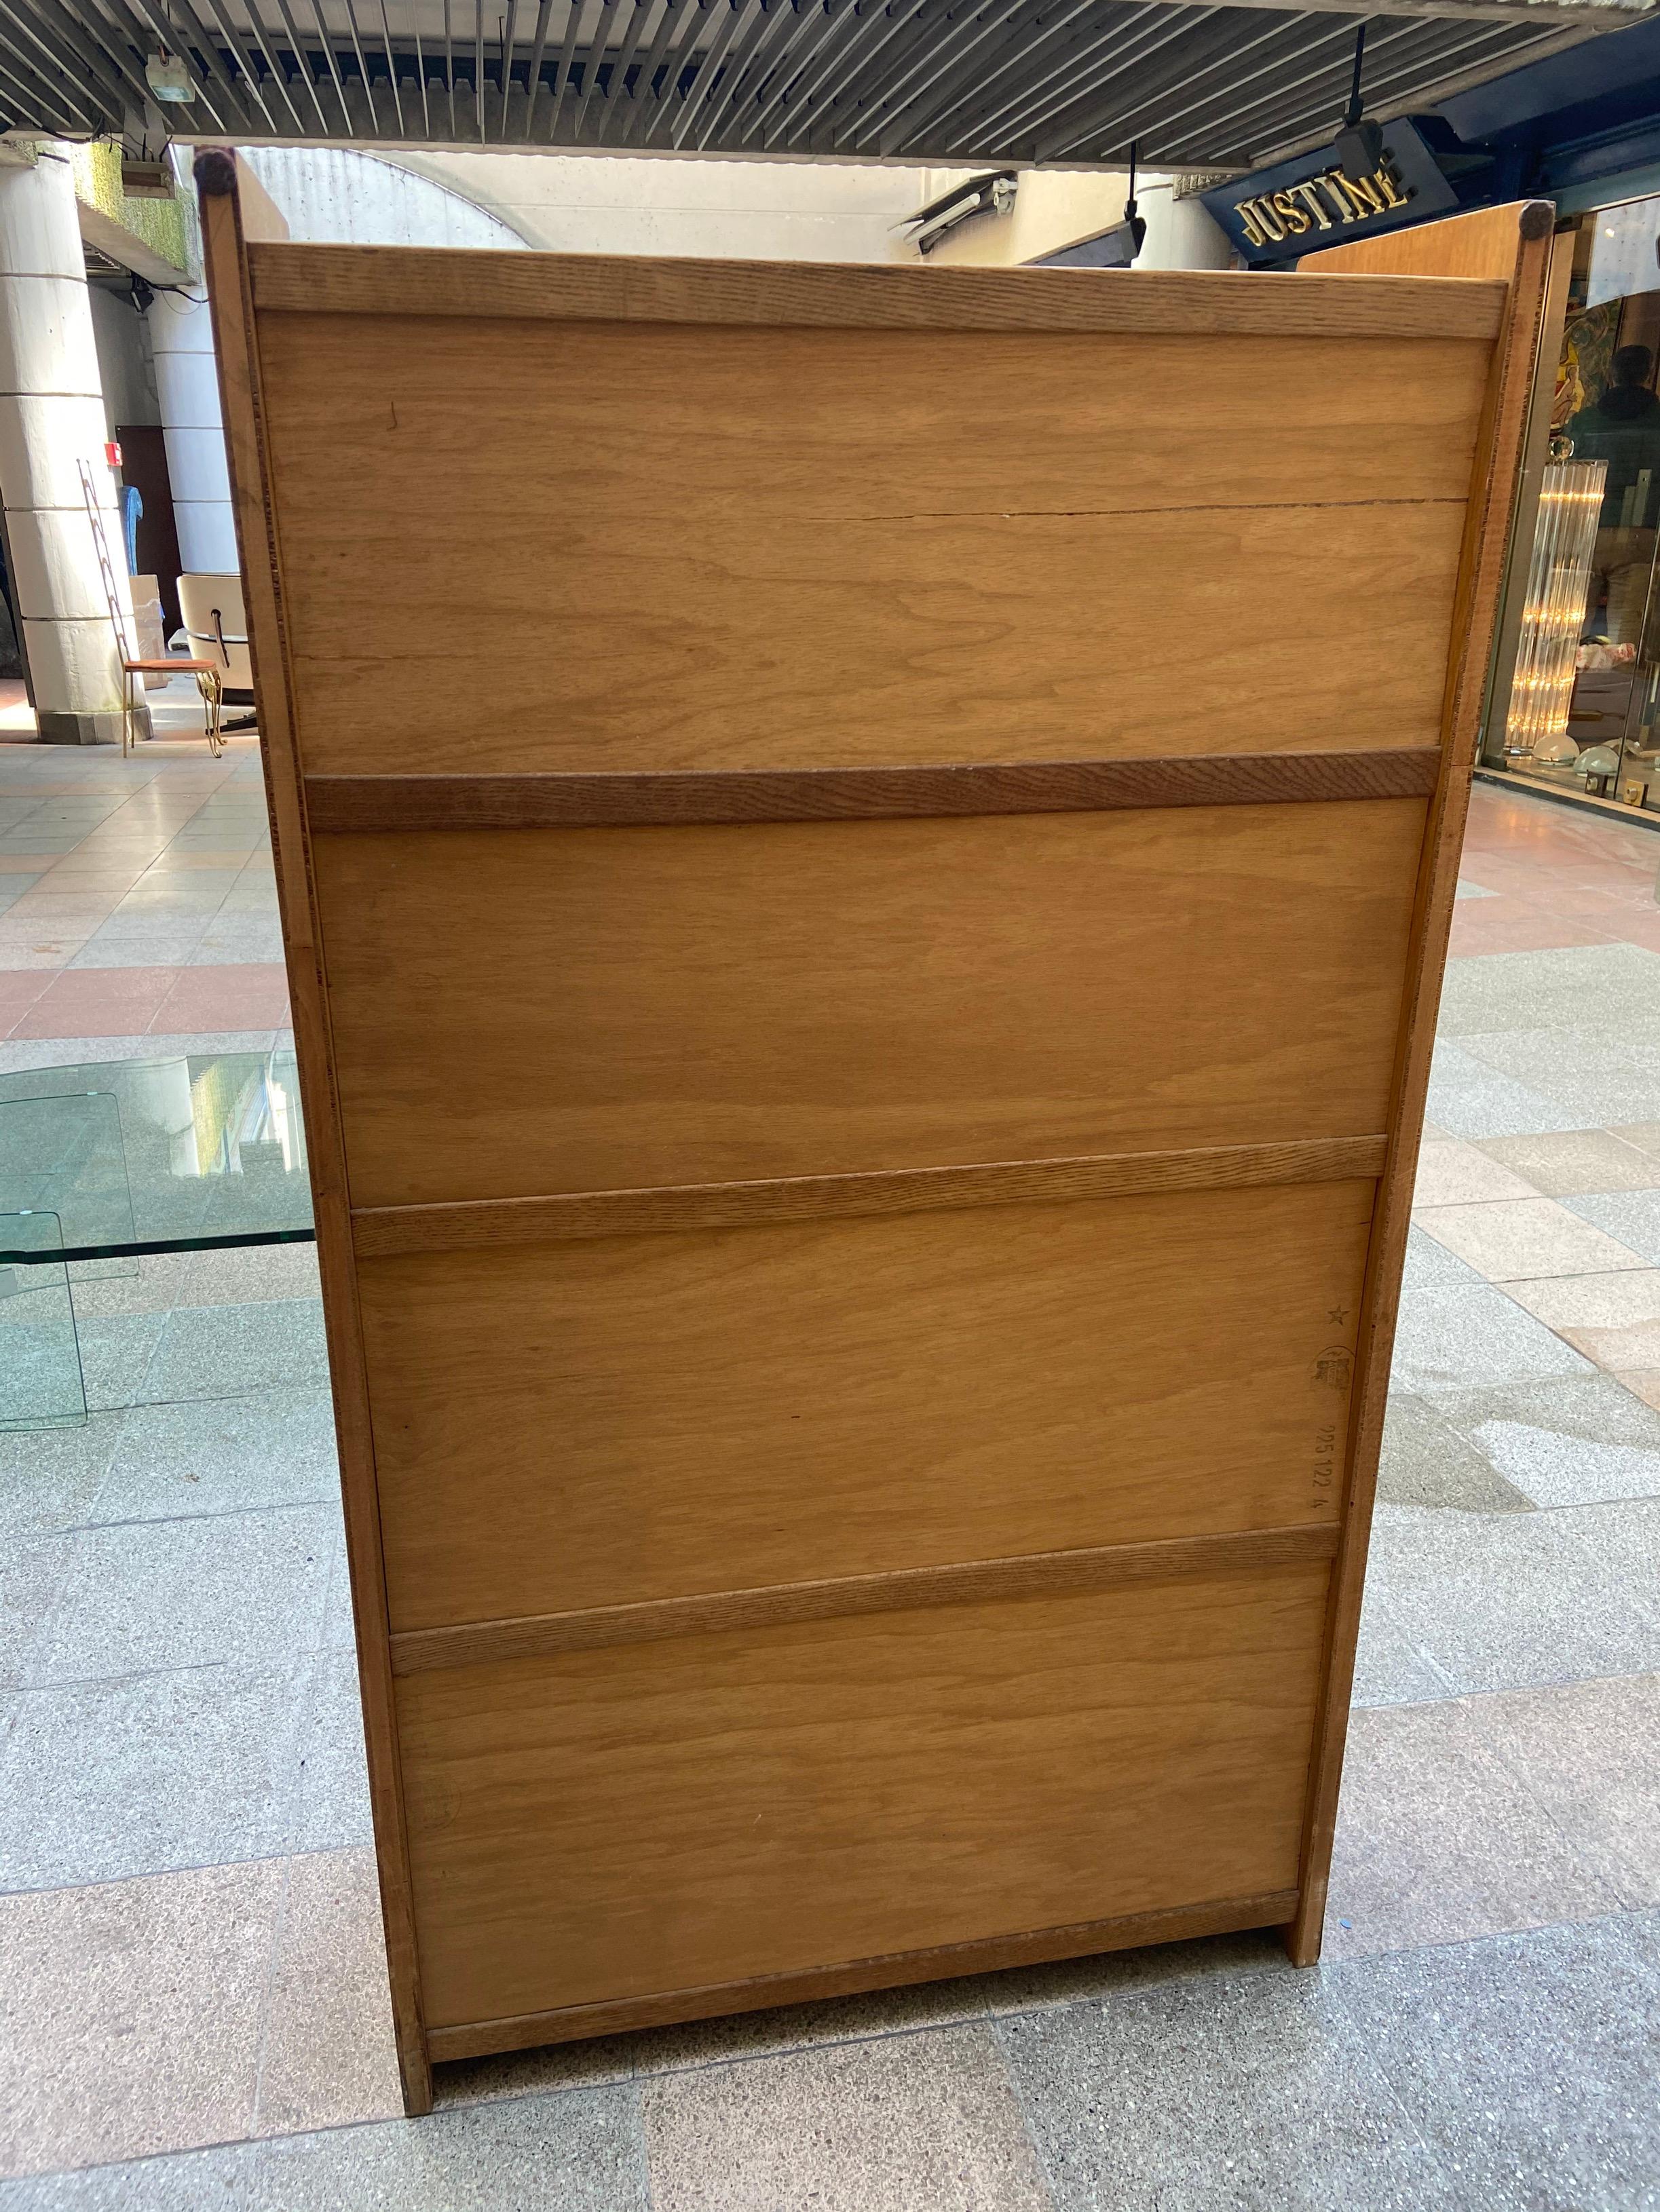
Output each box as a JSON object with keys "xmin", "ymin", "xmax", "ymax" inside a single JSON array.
[
  {"xmin": 147, "ymin": 288, "xmax": 238, "ymax": 575},
  {"xmin": 0, "ymin": 143, "xmax": 135, "ymax": 745}
]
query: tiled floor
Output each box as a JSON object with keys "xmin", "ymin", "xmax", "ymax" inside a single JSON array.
[
  {"xmin": 3, "ymin": 779, "xmax": 1660, "ymax": 2208},
  {"xmin": 0, "ymin": 701, "xmax": 287, "ymax": 1074}
]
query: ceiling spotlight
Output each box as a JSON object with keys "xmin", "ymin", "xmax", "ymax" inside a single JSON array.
[{"xmin": 145, "ymin": 50, "xmax": 195, "ymax": 102}]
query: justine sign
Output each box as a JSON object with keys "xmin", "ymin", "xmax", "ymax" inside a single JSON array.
[{"xmin": 1201, "ymin": 121, "xmax": 1458, "ymax": 266}]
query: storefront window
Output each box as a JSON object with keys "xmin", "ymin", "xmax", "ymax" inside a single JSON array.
[{"xmin": 1490, "ymin": 197, "xmax": 1660, "ymax": 816}]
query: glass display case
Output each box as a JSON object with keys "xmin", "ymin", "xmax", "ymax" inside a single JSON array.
[{"xmin": 1488, "ymin": 197, "xmax": 1660, "ymax": 818}]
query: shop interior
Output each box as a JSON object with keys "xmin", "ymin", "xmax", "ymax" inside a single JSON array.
[{"xmin": 1492, "ymin": 195, "xmax": 1660, "ymax": 822}]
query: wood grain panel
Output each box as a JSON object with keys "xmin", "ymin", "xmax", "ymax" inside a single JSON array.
[
  {"xmin": 316, "ymin": 801, "xmax": 1426, "ymax": 1207},
  {"xmin": 249, "ymin": 242, "xmax": 1507, "ymax": 339},
  {"xmin": 396, "ymin": 1565, "xmax": 1331, "ymax": 2029},
  {"xmin": 350, "ymin": 1136, "xmax": 1388, "ymax": 1257},
  {"xmin": 194, "ymin": 156, "xmax": 434, "ymax": 2113},
  {"xmin": 257, "ymin": 313, "xmax": 1492, "ymax": 529},
  {"xmin": 303, "ymin": 748, "xmax": 1444, "ymax": 832},
  {"xmin": 361, "ymin": 1179, "xmax": 1374, "ymax": 1631},
  {"xmin": 273, "ymin": 496, "xmax": 1465, "ymax": 776},
  {"xmin": 426, "ymin": 1888, "xmax": 1302, "ymax": 2059},
  {"xmin": 1286, "ymin": 204, "xmax": 1557, "ymax": 1968},
  {"xmin": 391, "ymin": 1523, "xmax": 1341, "ymax": 1675}
]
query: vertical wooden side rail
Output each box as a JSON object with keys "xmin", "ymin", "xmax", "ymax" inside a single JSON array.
[
  {"xmin": 195, "ymin": 149, "xmax": 434, "ymax": 2114},
  {"xmin": 1285, "ymin": 202, "xmax": 1555, "ymax": 1964}
]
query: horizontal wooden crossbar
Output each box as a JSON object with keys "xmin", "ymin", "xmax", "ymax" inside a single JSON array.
[
  {"xmin": 351, "ymin": 1135, "xmax": 1389, "ymax": 1257},
  {"xmin": 391, "ymin": 1522, "xmax": 1340, "ymax": 1676},
  {"xmin": 306, "ymin": 750, "xmax": 1441, "ymax": 833},
  {"xmin": 248, "ymin": 243, "xmax": 1506, "ymax": 342},
  {"xmin": 423, "ymin": 1888, "xmax": 1303, "ymax": 2059}
]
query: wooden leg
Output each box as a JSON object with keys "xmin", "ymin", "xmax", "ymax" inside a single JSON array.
[{"xmin": 121, "ymin": 669, "xmax": 133, "ymax": 756}]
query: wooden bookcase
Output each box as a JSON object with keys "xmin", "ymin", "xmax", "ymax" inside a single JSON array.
[{"xmin": 195, "ymin": 157, "xmax": 1551, "ymax": 2114}]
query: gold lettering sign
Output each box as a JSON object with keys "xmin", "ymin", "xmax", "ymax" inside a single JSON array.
[{"xmin": 1230, "ymin": 157, "xmax": 1413, "ymax": 248}]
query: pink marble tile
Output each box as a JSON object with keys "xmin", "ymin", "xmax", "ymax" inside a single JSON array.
[
  {"xmin": 1446, "ymin": 899, "xmax": 1617, "ymax": 958},
  {"xmin": 0, "ymin": 969, "xmax": 51, "ymax": 1032},
  {"xmin": 12, "ymin": 966, "xmax": 179, "ymax": 1039},
  {"xmin": 149, "ymin": 963, "xmax": 290, "ymax": 1034}
]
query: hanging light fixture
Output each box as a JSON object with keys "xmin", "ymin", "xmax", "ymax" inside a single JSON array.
[
  {"xmin": 1333, "ymin": 26, "xmax": 1384, "ymax": 178},
  {"xmin": 1030, "ymin": 142, "xmax": 1146, "ymax": 271}
]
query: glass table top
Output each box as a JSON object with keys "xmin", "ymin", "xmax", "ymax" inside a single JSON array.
[{"xmin": 0, "ymin": 1049, "xmax": 314, "ymax": 1266}]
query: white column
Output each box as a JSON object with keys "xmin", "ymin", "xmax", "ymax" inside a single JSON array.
[
  {"xmin": 0, "ymin": 143, "xmax": 135, "ymax": 745},
  {"xmin": 147, "ymin": 288, "xmax": 238, "ymax": 575}
]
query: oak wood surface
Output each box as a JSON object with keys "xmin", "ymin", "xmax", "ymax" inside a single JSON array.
[
  {"xmin": 1287, "ymin": 206, "xmax": 1556, "ymax": 1965},
  {"xmin": 425, "ymin": 1888, "xmax": 1302, "ymax": 2059},
  {"xmin": 360, "ymin": 1179, "xmax": 1373, "ymax": 1631},
  {"xmin": 205, "ymin": 200, "xmax": 1543, "ymax": 2078},
  {"xmin": 303, "ymin": 748, "xmax": 1443, "ymax": 833},
  {"xmin": 267, "ymin": 492, "xmax": 1469, "ymax": 776},
  {"xmin": 248, "ymin": 241, "xmax": 1507, "ymax": 338},
  {"xmin": 195, "ymin": 157, "xmax": 433, "ymax": 2114},
  {"xmin": 316, "ymin": 802, "xmax": 1426, "ymax": 1208},
  {"xmin": 350, "ymin": 1135, "xmax": 1389, "ymax": 1256},
  {"xmin": 396, "ymin": 1566, "xmax": 1331, "ymax": 2030},
  {"xmin": 391, "ymin": 1522, "xmax": 1342, "ymax": 1674},
  {"xmin": 258, "ymin": 313, "xmax": 1492, "ymax": 523}
]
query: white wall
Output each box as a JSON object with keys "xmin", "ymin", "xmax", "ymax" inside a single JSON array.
[
  {"xmin": 239, "ymin": 147, "xmax": 529, "ymax": 248},
  {"xmin": 396, "ymin": 151, "xmax": 928, "ymax": 261},
  {"xmin": 89, "ymin": 284, "xmax": 159, "ymax": 434}
]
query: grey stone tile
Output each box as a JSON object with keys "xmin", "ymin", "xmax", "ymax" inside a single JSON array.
[
  {"xmin": 1430, "ymin": 1374, "xmax": 1660, "ymax": 1507},
  {"xmin": 643, "ymin": 2022, "xmax": 1049, "ymax": 2212},
  {"xmin": 0, "ymin": 1857, "xmax": 280, "ymax": 2179},
  {"xmin": 1435, "ymin": 944, "xmax": 1660, "ymax": 1038},
  {"xmin": 1567, "ymin": 1187, "xmax": 1660, "ymax": 1265},
  {"xmin": 318, "ymin": 1523, "xmax": 358, "ymax": 1652},
  {"xmin": 0, "ymin": 1413, "xmax": 121, "ymax": 1538},
  {"xmin": 256, "ymin": 2086, "xmax": 648, "ymax": 2211},
  {"xmin": 1412, "ymin": 1197, "xmax": 1646, "ymax": 1284},
  {"xmin": 1376, "ymin": 1390, "xmax": 1532, "ymax": 1512},
  {"xmin": 137, "ymin": 1301, "xmax": 327, "ymax": 1405},
  {"xmin": 181, "ymin": 1244, "xmax": 320, "ymax": 1309},
  {"xmin": 1, "ymin": 2083, "xmax": 645, "ymax": 2209},
  {"xmin": 1387, "ymin": 1282, "xmax": 1594, "ymax": 1394},
  {"xmin": 1334, "ymin": 1917, "xmax": 1660, "ymax": 2211},
  {"xmin": 1479, "ymin": 1128, "xmax": 1660, "ymax": 1197},
  {"xmin": 435, "ymin": 2036, "xmax": 641, "ymax": 2107},
  {"xmin": 290, "ymin": 1647, "xmax": 373, "ymax": 1854},
  {"xmin": 254, "ymin": 1848, "xmax": 403, "ymax": 2137},
  {"xmin": 628, "ymin": 1973, "xmax": 992, "ymax": 2078},
  {"xmin": 1350, "ymin": 1584, "xmax": 1455, "ymax": 1707},
  {"xmin": 1324, "ymin": 1700, "xmax": 1621, "ymax": 1959},
  {"xmin": 1422, "ymin": 1040, "xmax": 1580, "ymax": 1141},
  {"xmin": 29, "ymin": 1505, "xmax": 332, "ymax": 1684},
  {"xmin": 86, "ymin": 1388, "xmax": 337, "ymax": 1525},
  {"xmin": 0, "ymin": 1662, "xmax": 305, "ymax": 1888},
  {"xmin": 1572, "ymin": 1494, "xmax": 1660, "ymax": 1615},
  {"xmin": 1401, "ymin": 1223, "xmax": 1485, "ymax": 1292},
  {"xmin": 64, "ymin": 1255, "xmax": 193, "ymax": 1321},
  {"xmin": 1473, "ymin": 1673, "xmax": 1660, "ymax": 1909},
  {"xmin": 980, "ymin": 1926, "xmax": 1295, "ymax": 2018},
  {"xmin": 1458, "ymin": 1019, "xmax": 1660, "ymax": 1089},
  {"xmin": 0, "ymin": 1536, "xmax": 67, "ymax": 1690},
  {"xmin": 1366, "ymin": 1503, "xmax": 1660, "ymax": 1694},
  {"xmin": 74, "ymin": 1312, "xmax": 166, "ymax": 1413},
  {"xmin": 998, "ymin": 1964, "xmax": 1452, "ymax": 2212},
  {"xmin": 1458, "ymin": 1041, "xmax": 1660, "ymax": 1132}
]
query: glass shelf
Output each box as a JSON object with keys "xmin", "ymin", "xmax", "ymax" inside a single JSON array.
[{"xmin": 0, "ymin": 1048, "xmax": 314, "ymax": 1266}]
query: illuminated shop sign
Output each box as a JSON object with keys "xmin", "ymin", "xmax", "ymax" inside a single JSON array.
[{"xmin": 1200, "ymin": 120, "xmax": 1458, "ymax": 266}]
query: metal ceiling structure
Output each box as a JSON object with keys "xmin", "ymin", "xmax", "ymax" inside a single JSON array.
[{"xmin": 1, "ymin": 0, "xmax": 1655, "ymax": 170}]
